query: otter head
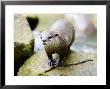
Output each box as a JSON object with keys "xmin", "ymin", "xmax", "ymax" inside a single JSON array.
[{"xmin": 40, "ymin": 31, "xmax": 58, "ymax": 45}]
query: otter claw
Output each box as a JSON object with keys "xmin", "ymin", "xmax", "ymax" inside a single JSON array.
[
  {"xmin": 54, "ymin": 63, "xmax": 59, "ymax": 67},
  {"xmin": 48, "ymin": 61, "xmax": 55, "ymax": 66},
  {"xmin": 54, "ymin": 59, "xmax": 60, "ymax": 67}
]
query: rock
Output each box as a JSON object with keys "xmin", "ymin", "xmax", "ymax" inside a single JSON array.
[
  {"xmin": 17, "ymin": 51, "xmax": 50, "ymax": 76},
  {"xmin": 17, "ymin": 50, "xmax": 96, "ymax": 76},
  {"xmin": 46, "ymin": 51, "xmax": 97, "ymax": 76},
  {"xmin": 14, "ymin": 14, "xmax": 34, "ymax": 75}
]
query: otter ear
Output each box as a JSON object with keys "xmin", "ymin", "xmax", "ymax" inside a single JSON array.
[{"xmin": 55, "ymin": 34, "xmax": 58, "ymax": 36}]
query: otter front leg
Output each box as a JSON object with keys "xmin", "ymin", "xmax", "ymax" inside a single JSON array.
[
  {"xmin": 47, "ymin": 54, "xmax": 55, "ymax": 66},
  {"xmin": 54, "ymin": 54, "xmax": 64, "ymax": 67},
  {"xmin": 54, "ymin": 56, "xmax": 64, "ymax": 67},
  {"xmin": 54, "ymin": 58, "xmax": 61, "ymax": 67},
  {"xmin": 54, "ymin": 46, "xmax": 68, "ymax": 67}
]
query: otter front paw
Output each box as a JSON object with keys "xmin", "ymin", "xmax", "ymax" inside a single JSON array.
[
  {"xmin": 48, "ymin": 60, "xmax": 55, "ymax": 66},
  {"xmin": 54, "ymin": 59, "xmax": 60, "ymax": 67},
  {"xmin": 54, "ymin": 62, "xmax": 61, "ymax": 67}
]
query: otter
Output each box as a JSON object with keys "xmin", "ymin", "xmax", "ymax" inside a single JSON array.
[{"xmin": 40, "ymin": 19, "xmax": 75, "ymax": 67}]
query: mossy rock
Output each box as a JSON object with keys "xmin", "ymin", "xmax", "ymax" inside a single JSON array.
[
  {"xmin": 45, "ymin": 51, "xmax": 97, "ymax": 76},
  {"xmin": 14, "ymin": 14, "xmax": 34, "ymax": 75},
  {"xmin": 18, "ymin": 50, "xmax": 96, "ymax": 76},
  {"xmin": 17, "ymin": 51, "xmax": 50, "ymax": 76}
]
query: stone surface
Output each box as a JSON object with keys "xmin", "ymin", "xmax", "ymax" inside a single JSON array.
[
  {"xmin": 14, "ymin": 14, "xmax": 34, "ymax": 75},
  {"xmin": 17, "ymin": 50, "xmax": 96, "ymax": 76},
  {"xmin": 17, "ymin": 51, "xmax": 49, "ymax": 76}
]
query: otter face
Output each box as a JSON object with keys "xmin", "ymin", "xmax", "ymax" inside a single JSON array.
[
  {"xmin": 40, "ymin": 31, "xmax": 51, "ymax": 42},
  {"xmin": 40, "ymin": 31, "xmax": 58, "ymax": 45}
]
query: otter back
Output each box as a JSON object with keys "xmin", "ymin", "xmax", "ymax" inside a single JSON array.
[{"xmin": 50, "ymin": 19, "xmax": 75, "ymax": 46}]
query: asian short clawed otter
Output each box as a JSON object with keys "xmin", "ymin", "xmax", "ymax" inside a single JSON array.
[{"xmin": 40, "ymin": 19, "xmax": 75, "ymax": 67}]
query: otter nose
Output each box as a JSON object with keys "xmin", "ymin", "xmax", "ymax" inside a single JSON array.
[{"xmin": 42, "ymin": 40, "xmax": 46, "ymax": 42}]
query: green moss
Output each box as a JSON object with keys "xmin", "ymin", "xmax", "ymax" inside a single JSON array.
[
  {"xmin": 14, "ymin": 39, "xmax": 34, "ymax": 61},
  {"xmin": 14, "ymin": 39, "xmax": 34, "ymax": 75}
]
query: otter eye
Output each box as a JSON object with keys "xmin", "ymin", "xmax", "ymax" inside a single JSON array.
[
  {"xmin": 55, "ymin": 34, "xmax": 58, "ymax": 36},
  {"xmin": 48, "ymin": 36, "xmax": 53, "ymax": 39}
]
